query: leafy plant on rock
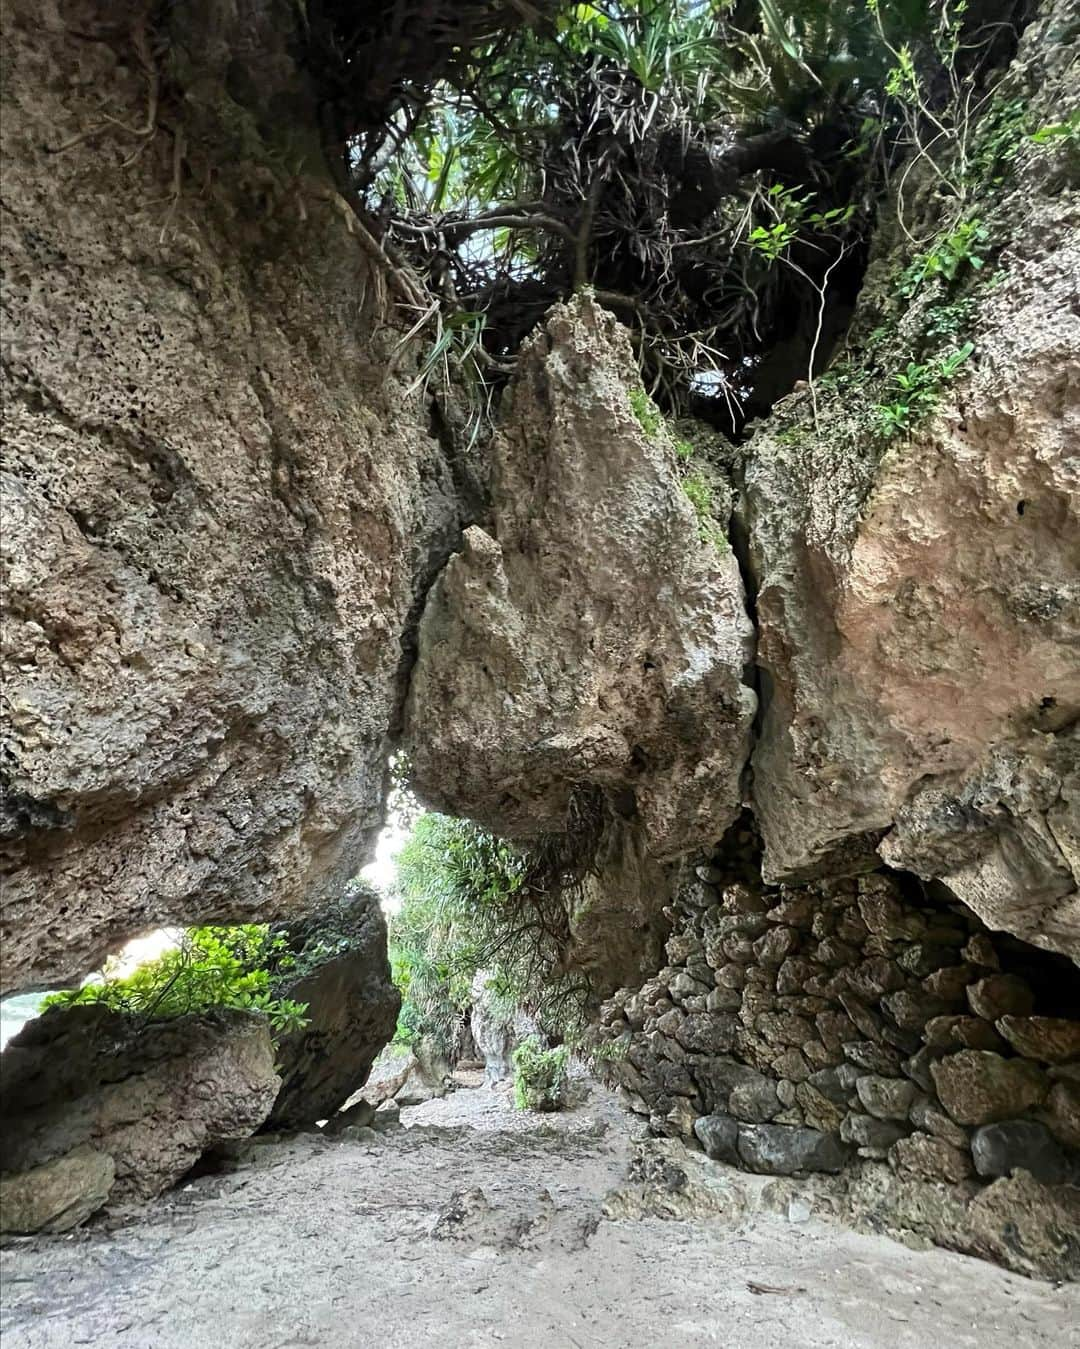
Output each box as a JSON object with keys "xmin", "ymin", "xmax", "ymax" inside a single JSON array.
[
  {"xmin": 873, "ymin": 340, "xmax": 974, "ymax": 439},
  {"xmin": 898, "ymin": 218, "xmax": 989, "ymax": 298},
  {"xmin": 512, "ymin": 1035, "xmax": 570, "ymax": 1111},
  {"xmin": 42, "ymin": 927, "xmax": 310, "ymax": 1036}
]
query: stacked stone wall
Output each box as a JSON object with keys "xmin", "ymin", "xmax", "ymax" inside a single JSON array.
[{"xmin": 595, "ymin": 865, "xmax": 1080, "ymax": 1191}]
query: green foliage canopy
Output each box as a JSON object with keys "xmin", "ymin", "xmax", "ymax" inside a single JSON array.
[
  {"xmin": 42, "ymin": 926, "xmax": 310, "ymax": 1036},
  {"xmin": 387, "ymin": 812, "xmax": 590, "ymax": 1049},
  {"xmin": 351, "ymin": 0, "xmax": 1017, "ymax": 424}
]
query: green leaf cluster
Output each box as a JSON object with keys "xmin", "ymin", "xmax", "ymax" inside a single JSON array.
[
  {"xmin": 898, "ymin": 219, "xmax": 988, "ymax": 299},
  {"xmin": 873, "ymin": 341, "xmax": 974, "ymax": 439},
  {"xmin": 1030, "ymin": 109, "xmax": 1080, "ymax": 148},
  {"xmin": 42, "ymin": 927, "xmax": 310, "ymax": 1036},
  {"xmin": 512, "ymin": 1036, "xmax": 570, "ymax": 1112}
]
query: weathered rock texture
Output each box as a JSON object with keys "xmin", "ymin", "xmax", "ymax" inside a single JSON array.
[
  {"xmin": 0, "ymin": 1006, "xmax": 279, "ymax": 1225},
  {"xmin": 468, "ymin": 969, "xmax": 550, "ymax": 1083},
  {"xmin": 470, "ymin": 970, "xmax": 516, "ymax": 1083},
  {"xmin": 265, "ymin": 885, "xmax": 400, "ymax": 1129},
  {"xmin": 743, "ymin": 5, "xmax": 1080, "ymax": 958},
  {"xmin": 0, "ymin": 0, "xmax": 463, "ymax": 991},
  {"xmin": 0, "ymin": 1144, "xmax": 115, "ymax": 1235},
  {"xmin": 406, "ymin": 296, "xmax": 756, "ymax": 861},
  {"xmin": 594, "ymin": 854, "xmax": 1080, "ymax": 1276}
]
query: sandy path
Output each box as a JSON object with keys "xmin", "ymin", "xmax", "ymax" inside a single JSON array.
[{"xmin": 1, "ymin": 1076, "xmax": 1076, "ymax": 1349}]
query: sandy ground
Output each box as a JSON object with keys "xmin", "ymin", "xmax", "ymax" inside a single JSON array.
[{"xmin": 1, "ymin": 1072, "xmax": 1077, "ymax": 1349}]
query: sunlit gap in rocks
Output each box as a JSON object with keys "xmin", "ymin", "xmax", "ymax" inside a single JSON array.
[{"xmin": 0, "ymin": 929, "xmax": 181, "ymax": 1049}]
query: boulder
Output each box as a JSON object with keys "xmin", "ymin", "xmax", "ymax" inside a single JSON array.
[
  {"xmin": 840, "ymin": 1114, "xmax": 908, "ymax": 1158},
  {"xmin": 676, "ymin": 1012, "xmax": 737, "ymax": 1055},
  {"xmin": 266, "ymin": 888, "xmax": 400, "ymax": 1130},
  {"xmin": 967, "ymin": 1172, "xmax": 1080, "ymax": 1282},
  {"xmin": 395, "ymin": 1038, "xmax": 454, "ymax": 1107},
  {"xmin": 361, "ymin": 1052, "xmax": 417, "ymax": 1106},
  {"xmin": 0, "ymin": 1145, "xmax": 114, "ymax": 1234},
  {"xmin": 931, "ymin": 1050, "xmax": 1048, "ymax": 1125},
  {"xmin": 736, "ymin": 1123, "xmax": 847, "ymax": 1175},
  {"xmin": 693, "ymin": 1056, "xmax": 773, "ymax": 1112},
  {"xmin": 923, "ymin": 1015, "xmax": 1006, "ymax": 1052},
  {"xmin": 854, "ymin": 1075, "xmax": 918, "ymax": 1122},
  {"xmin": 406, "ymin": 295, "xmax": 756, "ymax": 888},
  {"xmin": 322, "ymin": 1098, "xmax": 376, "ymax": 1136},
  {"xmin": 909, "ymin": 1100, "xmax": 969, "ymax": 1150},
  {"xmin": 965, "ymin": 974, "xmax": 1034, "ymax": 1021},
  {"xmin": 693, "ymin": 1113, "xmax": 740, "ymax": 1164},
  {"xmin": 0, "ymin": 1005, "xmax": 278, "ymax": 1217},
  {"xmin": 971, "ymin": 1120, "xmax": 1072, "ymax": 1185},
  {"xmin": 728, "ymin": 1075, "xmax": 782, "ymax": 1124},
  {"xmin": 1043, "ymin": 1079, "xmax": 1080, "ymax": 1149},
  {"xmin": 795, "ymin": 1082, "xmax": 846, "ymax": 1133},
  {"xmin": 889, "ymin": 1132, "xmax": 973, "ymax": 1184}
]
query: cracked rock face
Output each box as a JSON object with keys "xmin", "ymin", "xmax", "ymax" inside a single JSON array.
[
  {"xmin": 0, "ymin": 0, "xmax": 460, "ymax": 989},
  {"xmin": 406, "ymin": 296, "xmax": 756, "ymax": 861},
  {"xmin": 744, "ymin": 13, "xmax": 1080, "ymax": 958}
]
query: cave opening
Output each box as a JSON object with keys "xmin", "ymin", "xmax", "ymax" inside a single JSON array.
[{"xmin": 1, "ymin": 0, "xmax": 1078, "ymax": 1328}]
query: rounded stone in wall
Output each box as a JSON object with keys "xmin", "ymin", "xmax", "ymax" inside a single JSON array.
[{"xmin": 971, "ymin": 1120, "xmax": 1073, "ymax": 1185}]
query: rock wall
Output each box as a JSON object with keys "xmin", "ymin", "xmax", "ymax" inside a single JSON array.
[
  {"xmin": 593, "ymin": 855, "xmax": 1080, "ymax": 1274},
  {"xmin": 0, "ymin": 0, "xmax": 462, "ymax": 990},
  {"xmin": 743, "ymin": 1, "xmax": 1080, "ymax": 955}
]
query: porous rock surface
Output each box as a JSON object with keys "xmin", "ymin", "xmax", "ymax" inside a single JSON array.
[
  {"xmin": 0, "ymin": 0, "xmax": 462, "ymax": 991},
  {"xmin": 0, "ymin": 1144, "xmax": 115, "ymax": 1235},
  {"xmin": 406, "ymin": 295, "xmax": 756, "ymax": 862},
  {"xmin": 0, "ymin": 1006, "xmax": 279, "ymax": 1225},
  {"xmin": 265, "ymin": 885, "xmax": 401, "ymax": 1130},
  {"xmin": 743, "ymin": 5, "xmax": 1080, "ymax": 957}
]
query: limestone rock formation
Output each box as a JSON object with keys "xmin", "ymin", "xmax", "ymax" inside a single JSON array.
[
  {"xmin": 406, "ymin": 296, "xmax": 756, "ymax": 862},
  {"xmin": 0, "ymin": 1006, "xmax": 278, "ymax": 1224},
  {"xmin": 0, "ymin": 0, "xmax": 463, "ymax": 991},
  {"xmin": 470, "ymin": 971, "xmax": 515, "ymax": 1083},
  {"xmin": 0, "ymin": 1144, "xmax": 115, "ymax": 1235},
  {"xmin": 743, "ymin": 7, "xmax": 1080, "ymax": 958},
  {"xmin": 265, "ymin": 886, "xmax": 401, "ymax": 1130}
]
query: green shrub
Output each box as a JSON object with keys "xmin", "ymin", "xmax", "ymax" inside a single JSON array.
[
  {"xmin": 387, "ymin": 805, "xmax": 597, "ymax": 1053},
  {"xmin": 42, "ymin": 926, "xmax": 309, "ymax": 1036},
  {"xmin": 388, "ymin": 813, "xmax": 527, "ymax": 1050},
  {"xmin": 512, "ymin": 1036, "xmax": 570, "ymax": 1112}
]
